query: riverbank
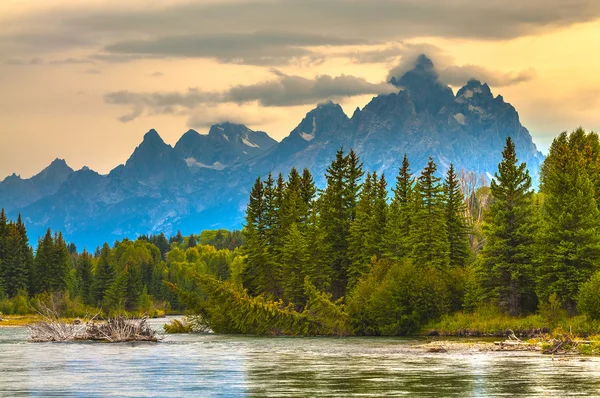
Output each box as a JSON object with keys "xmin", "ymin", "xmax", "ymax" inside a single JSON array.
[{"xmin": 0, "ymin": 315, "xmax": 45, "ymax": 327}]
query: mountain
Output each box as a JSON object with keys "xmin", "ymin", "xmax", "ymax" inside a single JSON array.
[
  {"xmin": 0, "ymin": 55, "xmax": 544, "ymax": 248},
  {"xmin": 174, "ymin": 123, "xmax": 277, "ymax": 172},
  {"xmin": 0, "ymin": 158, "xmax": 73, "ymax": 212},
  {"xmin": 110, "ymin": 129, "xmax": 190, "ymax": 186}
]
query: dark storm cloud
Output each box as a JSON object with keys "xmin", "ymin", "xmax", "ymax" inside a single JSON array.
[
  {"xmin": 3, "ymin": 0, "xmax": 600, "ymax": 64},
  {"xmin": 104, "ymin": 70, "xmax": 395, "ymax": 121},
  {"xmin": 103, "ymin": 31, "xmax": 362, "ymax": 65}
]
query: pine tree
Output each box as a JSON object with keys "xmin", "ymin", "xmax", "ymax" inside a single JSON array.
[
  {"xmin": 242, "ymin": 177, "xmax": 280, "ymax": 297},
  {"xmin": 2, "ymin": 224, "xmax": 30, "ymax": 297},
  {"xmin": 281, "ymin": 223, "xmax": 310, "ymax": 309},
  {"xmin": 0, "ymin": 209, "xmax": 7, "ymax": 295},
  {"xmin": 384, "ymin": 154, "xmax": 413, "ymax": 260},
  {"xmin": 33, "ymin": 229, "xmax": 55, "ymax": 294},
  {"xmin": 187, "ymin": 234, "xmax": 197, "ymax": 248},
  {"xmin": 445, "ymin": 164, "xmax": 471, "ymax": 267},
  {"xmin": 365, "ymin": 173, "xmax": 388, "ymax": 259},
  {"xmin": 537, "ymin": 130, "xmax": 600, "ymax": 313},
  {"xmin": 92, "ymin": 243, "xmax": 116, "ymax": 305},
  {"xmin": 300, "ymin": 168, "xmax": 317, "ymax": 225},
  {"xmin": 50, "ymin": 232, "xmax": 70, "ymax": 292},
  {"xmin": 480, "ymin": 137, "xmax": 538, "ymax": 315},
  {"xmin": 347, "ymin": 172, "xmax": 374, "ymax": 290},
  {"xmin": 319, "ymin": 148, "xmax": 364, "ymax": 298},
  {"xmin": 410, "ymin": 157, "xmax": 450, "ymax": 269},
  {"xmin": 76, "ymin": 249, "xmax": 94, "ymax": 305}
]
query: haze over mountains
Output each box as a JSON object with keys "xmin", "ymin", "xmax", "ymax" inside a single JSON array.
[{"xmin": 0, "ymin": 55, "xmax": 544, "ymax": 248}]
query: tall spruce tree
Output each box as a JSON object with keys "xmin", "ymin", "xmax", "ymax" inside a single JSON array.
[
  {"xmin": 0, "ymin": 209, "xmax": 7, "ymax": 295},
  {"xmin": 76, "ymin": 249, "xmax": 94, "ymax": 304},
  {"xmin": 92, "ymin": 243, "xmax": 116, "ymax": 305},
  {"xmin": 2, "ymin": 223, "xmax": 30, "ymax": 297},
  {"xmin": 318, "ymin": 148, "xmax": 364, "ymax": 298},
  {"xmin": 33, "ymin": 229, "xmax": 55, "ymax": 294},
  {"xmin": 384, "ymin": 154, "xmax": 413, "ymax": 260},
  {"xmin": 347, "ymin": 172, "xmax": 374, "ymax": 290},
  {"xmin": 281, "ymin": 223, "xmax": 310, "ymax": 309},
  {"xmin": 444, "ymin": 164, "xmax": 471, "ymax": 267},
  {"xmin": 480, "ymin": 137, "xmax": 538, "ymax": 315},
  {"xmin": 410, "ymin": 157, "xmax": 450, "ymax": 269},
  {"xmin": 537, "ymin": 130, "xmax": 600, "ymax": 313}
]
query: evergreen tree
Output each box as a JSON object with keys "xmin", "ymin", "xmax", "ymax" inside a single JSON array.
[
  {"xmin": 281, "ymin": 223, "xmax": 310, "ymax": 309},
  {"xmin": 347, "ymin": 172, "xmax": 374, "ymax": 290},
  {"xmin": 170, "ymin": 230, "xmax": 184, "ymax": 245},
  {"xmin": 76, "ymin": 249, "xmax": 94, "ymax": 305},
  {"xmin": 444, "ymin": 164, "xmax": 471, "ymax": 267},
  {"xmin": 187, "ymin": 234, "xmax": 197, "ymax": 248},
  {"xmin": 2, "ymin": 224, "xmax": 30, "ymax": 297},
  {"xmin": 384, "ymin": 154, "xmax": 413, "ymax": 260},
  {"xmin": 92, "ymin": 243, "xmax": 116, "ymax": 305},
  {"xmin": 33, "ymin": 229, "xmax": 55, "ymax": 294},
  {"xmin": 0, "ymin": 209, "xmax": 7, "ymax": 294},
  {"xmin": 50, "ymin": 232, "xmax": 70, "ymax": 292},
  {"xmin": 537, "ymin": 130, "xmax": 600, "ymax": 312},
  {"xmin": 365, "ymin": 173, "xmax": 388, "ymax": 259},
  {"xmin": 410, "ymin": 157, "xmax": 450, "ymax": 269},
  {"xmin": 480, "ymin": 137, "xmax": 538, "ymax": 315},
  {"xmin": 319, "ymin": 148, "xmax": 364, "ymax": 298}
]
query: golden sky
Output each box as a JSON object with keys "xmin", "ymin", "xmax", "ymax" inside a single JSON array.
[{"xmin": 1, "ymin": 0, "xmax": 600, "ymax": 178}]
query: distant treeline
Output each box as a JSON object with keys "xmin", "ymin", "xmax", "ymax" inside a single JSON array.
[
  {"xmin": 175, "ymin": 128, "xmax": 600, "ymax": 335},
  {"xmin": 0, "ymin": 218, "xmax": 244, "ymax": 316}
]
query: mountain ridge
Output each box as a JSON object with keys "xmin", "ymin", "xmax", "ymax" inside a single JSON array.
[{"xmin": 0, "ymin": 55, "xmax": 544, "ymax": 248}]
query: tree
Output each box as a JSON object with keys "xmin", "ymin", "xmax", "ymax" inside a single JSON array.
[
  {"xmin": 281, "ymin": 223, "xmax": 310, "ymax": 309},
  {"xmin": 76, "ymin": 249, "xmax": 94, "ymax": 304},
  {"xmin": 33, "ymin": 229, "xmax": 55, "ymax": 294},
  {"xmin": 479, "ymin": 137, "xmax": 538, "ymax": 316},
  {"xmin": 537, "ymin": 130, "xmax": 600, "ymax": 313},
  {"xmin": 187, "ymin": 234, "xmax": 197, "ymax": 248},
  {"xmin": 444, "ymin": 164, "xmax": 471, "ymax": 267},
  {"xmin": 319, "ymin": 148, "xmax": 364, "ymax": 298},
  {"xmin": 2, "ymin": 224, "xmax": 30, "ymax": 297},
  {"xmin": 385, "ymin": 154, "xmax": 413, "ymax": 260},
  {"xmin": 92, "ymin": 243, "xmax": 116, "ymax": 305},
  {"xmin": 410, "ymin": 157, "xmax": 450, "ymax": 269}
]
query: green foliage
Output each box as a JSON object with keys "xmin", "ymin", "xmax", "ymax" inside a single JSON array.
[
  {"xmin": 410, "ymin": 157, "xmax": 450, "ymax": 269},
  {"xmin": 537, "ymin": 129, "xmax": 600, "ymax": 313},
  {"xmin": 479, "ymin": 137, "xmax": 538, "ymax": 316},
  {"xmin": 347, "ymin": 259, "xmax": 451, "ymax": 335},
  {"xmin": 577, "ymin": 272, "xmax": 600, "ymax": 320},
  {"xmin": 444, "ymin": 164, "xmax": 471, "ymax": 267}
]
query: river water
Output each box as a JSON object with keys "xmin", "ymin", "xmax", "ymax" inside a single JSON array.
[{"xmin": 1, "ymin": 318, "xmax": 600, "ymax": 397}]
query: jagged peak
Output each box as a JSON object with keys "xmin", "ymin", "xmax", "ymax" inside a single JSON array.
[
  {"xmin": 457, "ymin": 79, "xmax": 493, "ymax": 99},
  {"xmin": 142, "ymin": 129, "xmax": 165, "ymax": 145}
]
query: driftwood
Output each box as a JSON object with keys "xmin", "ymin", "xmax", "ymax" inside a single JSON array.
[{"xmin": 28, "ymin": 305, "xmax": 160, "ymax": 343}]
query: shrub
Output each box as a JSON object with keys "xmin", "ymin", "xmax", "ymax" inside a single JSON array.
[
  {"xmin": 577, "ymin": 272, "xmax": 600, "ymax": 320},
  {"xmin": 347, "ymin": 259, "xmax": 451, "ymax": 336}
]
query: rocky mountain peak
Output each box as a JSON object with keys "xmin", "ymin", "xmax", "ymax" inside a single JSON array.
[{"xmin": 390, "ymin": 54, "xmax": 455, "ymax": 114}]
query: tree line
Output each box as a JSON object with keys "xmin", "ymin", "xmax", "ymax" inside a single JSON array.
[
  {"xmin": 0, "ymin": 217, "xmax": 244, "ymax": 316},
  {"xmin": 186, "ymin": 128, "xmax": 600, "ymax": 335}
]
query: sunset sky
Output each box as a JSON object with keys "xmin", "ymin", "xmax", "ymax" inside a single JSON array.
[{"xmin": 2, "ymin": 0, "xmax": 600, "ymax": 179}]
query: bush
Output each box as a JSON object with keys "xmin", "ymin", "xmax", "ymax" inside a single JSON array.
[
  {"xmin": 578, "ymin": 272, "xmax": 600, "ymax": 320},
  {"xmin": 164, "ymin": 318, "xmax": 194, "ymax": 333},
  {"xmin": 347, "ymin": 259, "xmax": 451, "ymax": 336}
]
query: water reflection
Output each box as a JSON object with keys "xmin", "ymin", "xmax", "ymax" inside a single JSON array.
[{"xmin": 1, "ymin": 323, "xmax": 600, "ymax": 397}]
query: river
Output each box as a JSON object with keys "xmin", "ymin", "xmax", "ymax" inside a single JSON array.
[{"xmin": 1, "ymin": 317, "xmax": 599, "ymax": 397}]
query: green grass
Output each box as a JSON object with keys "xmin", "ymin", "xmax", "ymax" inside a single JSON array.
[{"xmin": 424, "ymin": 306, "xmax": 600, "ymax": 338}]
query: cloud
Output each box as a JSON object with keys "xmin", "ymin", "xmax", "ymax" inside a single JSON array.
[
  {"xmin": 99, "ymin": 31, "xmax": 362, "ymax": 65},
  {"xmin": 150, "ymin": 71, "xmax": 164, "ymax": 77},
  {"xmin": 187, "ymin": 105, "xmax": 280, "ymax": 129},
  {"xmin": 84, "ymin": 68, "xmax": 102, "ymax": 74},
  {"xmin": 3, "ymin": 0, "xmax": 600, "ymax": 64},
  {"xmin": 387, "ymin": 50, "xmax": 536, "ymax": 87},
  {"xmin": 439, "ymin": 65, "xmax": 536, "ymax": 87},
  {"xmin": 104, "ymin": 70, "xmax": 395, "ymax": 121}
]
